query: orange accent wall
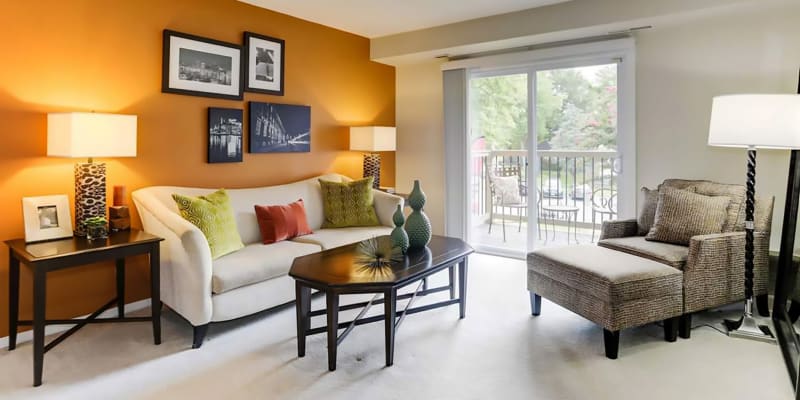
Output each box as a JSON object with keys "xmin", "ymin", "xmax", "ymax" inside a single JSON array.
[{"xmin": 0, "ymin": 0, "xmax": 395, "ymax": 337}]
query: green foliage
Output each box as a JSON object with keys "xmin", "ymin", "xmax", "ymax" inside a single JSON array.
[{"xmin": 470, "ymin": 65, "xmax": 618, "ymax": 151}]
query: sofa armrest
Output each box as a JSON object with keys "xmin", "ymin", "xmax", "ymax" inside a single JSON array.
[
  {"xmin": 599, "ymin": 219, "xmax": 638, "ymax": 240},
  {"xmin": 132, "ymin": 189, "xmax": 214, "ymax": 326},
  {"xmin": 683, "ymin": 231, "xmax": 770, "ymax": 313},
  {"xmin": 373, "ymin": 190, "xmax": 404, "ymax": 227}
]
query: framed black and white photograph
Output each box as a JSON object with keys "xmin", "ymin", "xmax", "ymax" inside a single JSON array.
[
  {"xmin": 249, "ymin": 102, "xmax": 310, "ymax": 153},
  {"xmin": 208, "ymin": 107, "xmax": 243, "ymax": 163},
  {"xmin": 162, "ymin": 30, "xmax": 243, "ymax": 100},
  {"xmin": 22, "ymin": 195, "xmax": 73, "ymax": 243},
  {"xmin": 244, "ymin": 32, "xmax": 285, "ymax": 96}
]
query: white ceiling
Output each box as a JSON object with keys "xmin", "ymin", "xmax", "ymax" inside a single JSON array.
[{"xmin": 238, "ymin": 0, "xmax": 571, "ymax": 38}]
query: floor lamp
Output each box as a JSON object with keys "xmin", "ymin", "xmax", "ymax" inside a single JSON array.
[{"xmin": 708, "ymin": 94, "xmax": 800, "ymax": 343}]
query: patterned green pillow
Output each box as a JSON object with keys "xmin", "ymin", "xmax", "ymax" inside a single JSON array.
[
  {"xmin": 319, "ymin": 177, "xmax": 380, "ymax": 228},
  {"xmin": 172, "ymin": 189, "xmax": 244, "ymax": 259}
]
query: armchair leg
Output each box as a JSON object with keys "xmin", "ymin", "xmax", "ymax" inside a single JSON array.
[
  {"xmin": 679, "ymin": 313, "xmax": 692, "ymax": 339},
  {"xmin": 603, "ymin": 329, "xmax": 619, "ymax": 359},
  {"xmin": 192, "ymin": 324, "xmax": 210, "ymax": 349},
  {"xmin": 755, "ymin": 294, "xmax": 770, "ymax": 317},
  {"xmin": 529, "ymin": 291, "xmax": 541, "ymax": 316},
  {"xmin": 663, "ymin": 317, "xmax": 678, "ymax": 342}
]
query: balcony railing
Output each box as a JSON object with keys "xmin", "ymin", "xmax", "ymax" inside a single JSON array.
[{"xmin": 472, "ymin": 149, "xmax": 618, "ymax": 227}]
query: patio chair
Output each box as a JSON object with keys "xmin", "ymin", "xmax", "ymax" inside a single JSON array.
[
  {"xmin": 487, "ymin": 173, "xmax": 527, "ymax": 242},
  {"xmin": 591, "ymin": 188, "xmax": 617, "ymax": 242}
]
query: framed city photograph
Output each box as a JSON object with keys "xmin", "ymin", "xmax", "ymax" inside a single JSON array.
[
  {"xmin": 249, "ymin": 102, "xmax": 310, "ymax": 153},
  {"xmin": 162, "ymin": 30, "xmax": 243, "ymax": 100},
  {"xmin": 208, "ymin": 107, "xmax": 243, "ymax": 163},
  {"xmin": 22, "ymin": 195, "xmax": 73, "ymax": 243},
  {"xmin": 244, "ymin": 32, "xmax": 285, "ymax": 96}
]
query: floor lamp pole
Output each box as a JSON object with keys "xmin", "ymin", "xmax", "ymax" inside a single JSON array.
[{"xmin": 725, "ymin": 147, "xmax": 776, "ymax": 343}]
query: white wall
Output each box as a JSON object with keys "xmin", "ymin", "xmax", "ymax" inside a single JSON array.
[
  {"xmin": 395, "ymin": 3, "xmax": 800, "ymax": 248},
  {"xmin": 396, "ymin": 60, "xmax": 446, "ymax": 234},
  {"xmin": 635, "ymin": 5, "xmax": 800, "ymax": 249}
]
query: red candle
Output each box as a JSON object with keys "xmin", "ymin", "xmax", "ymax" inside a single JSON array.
[{"xmin": 113, "ymin": 185, "xmax": 127, "ymax": 206}]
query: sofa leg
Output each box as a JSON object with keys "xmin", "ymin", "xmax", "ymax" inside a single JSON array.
[
  {"xmin": 755, "ymin": 294, "xmax": 770, "ymax": 317},
  {"xmin": 789, "ymin": 301, "xmax": 800, "ymax": 323},
  {"xmin": 603, "ymin": 329, "xmax": 619, "ymax": 359},
  {"xmin": 529, "ymin": 292, "xmax": 541, "ymax": 316},
  {"xmin": 192, "ymin": 324, "xmax": 209, "ymax": 349},
  {"xmin": 663, "ymin": 317, "xmax": 679, "ymax": 342},
  {"xmin": 679, "ymin": 313, "xmax": 692, "ymax": 339}
]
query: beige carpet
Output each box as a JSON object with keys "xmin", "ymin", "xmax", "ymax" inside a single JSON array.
[{"xmin": 0, "ymin": 254, "xmax": 793, "ymax": 400}]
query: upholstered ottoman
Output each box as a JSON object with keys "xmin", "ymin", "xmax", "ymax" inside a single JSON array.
[{"xmin": 527, "ymin": 245, "xmax": 684, "ymax": 359}]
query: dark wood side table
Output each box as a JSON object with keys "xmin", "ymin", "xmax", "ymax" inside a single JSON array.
[{"xmin": 5, "ymin": 229, "xmax": 163, "ymax": 387}]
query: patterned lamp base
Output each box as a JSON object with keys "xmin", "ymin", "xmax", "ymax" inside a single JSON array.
[
  {"xmin": 74, "ymin": 162, "xmax": 107, "ymax": 236},
  {"xmin": 363, "ymin": 153, "xmax": 381, "ymax": 189}
]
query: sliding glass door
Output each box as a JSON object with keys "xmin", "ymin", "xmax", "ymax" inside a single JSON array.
[{"xmin": 466, "ymin": 58, "xmax": 630, "ymax": 258}]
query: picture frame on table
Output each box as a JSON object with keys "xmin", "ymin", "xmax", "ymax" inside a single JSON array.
[
  {"xmin": 22, "ymin": 195, "xmax": 73, "ymax": 243},
  {"xmin": 208, "ymin": 107, "xmax": 244, "ymax": 163},
  {"xmin": 248, "ymin": 102, "xmax": 310, "ymax": 153},
  {"xmin": 162, "ymin": 29, "xmax": 243, "ymax": 100},
  {"xmin": 244, "ymin": 32, "xmax": 285, "ymax": 96}
]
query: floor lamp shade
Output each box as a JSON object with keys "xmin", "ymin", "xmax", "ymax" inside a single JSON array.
[
  {"xmin": 707, "ymin": 94, "xmax": 800, "ymax": 342},
  {"xmin": 47, "ymin": 112, "xmax": 137, "ymax": 235},
  {"xmin": 350, "ymin": 126, "xmax": 396, "ymax": 188}
]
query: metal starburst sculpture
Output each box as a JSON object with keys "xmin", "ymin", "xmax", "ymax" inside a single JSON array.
[{"xmin": 355, "ymin": 236, "xmax": 404, "ymax": 268}]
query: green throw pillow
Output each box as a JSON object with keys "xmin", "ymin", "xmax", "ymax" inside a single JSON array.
[
  {"xmin": 172, "ymin": 189, "xmax": 244, "ymax": 259},
  {"xmin": 319, "ymin": 177, "xmax": 381, "ymax": 228}
]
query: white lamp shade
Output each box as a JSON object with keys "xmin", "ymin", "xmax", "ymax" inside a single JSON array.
[
  {"xmin": 349, "ymin": 126, "xmax": 396, "ymax": 152},
  {"xmin": 708, "ymin": 94, "xmax": 800, "ymax": 149},
  {"xmin": 47, "ymin": 112, "xmax": 137, "ymax": 158}
]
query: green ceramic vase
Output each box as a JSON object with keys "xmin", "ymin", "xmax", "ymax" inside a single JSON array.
[
  {"xmin": 390, "ymin": 204, "xmax": 409, "ymax": 254},
  {"xmin": 405, "ymin": 180, "xmax": 431, "ymax": 249}
]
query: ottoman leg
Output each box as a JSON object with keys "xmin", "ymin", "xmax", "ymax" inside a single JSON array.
[
  {"xmin": 679, "ymin": 314, "xmax": 692, "ymax": 339},
  {"xmin": 529, "ymin": 292, "xmax": 541, "ymax": 316},
  {"xmin": 603, "ymin": 329, "xmax": 619, "ymax": 359},
  {"xmin": 663, "ymin": 317, "xmax": 679, "ymax": 342}
]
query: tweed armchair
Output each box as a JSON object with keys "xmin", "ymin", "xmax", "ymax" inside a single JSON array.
[{"xmin": 598, "ymin": 179, "xmax": 774, "ymax": 338}]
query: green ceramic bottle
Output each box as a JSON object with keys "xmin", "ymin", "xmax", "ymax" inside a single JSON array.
[
  {"xmin": 405, "ymin": 180, "xmax": 431, "ymax": 249},
  {"xmin": 390, "ymin": 204, "xmax": 409, "ymax": 254}
]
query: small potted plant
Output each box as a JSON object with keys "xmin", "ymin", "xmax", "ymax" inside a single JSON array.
[{"xmin": 84, "ymin": 216, "xmax": 109, "ymax": 240}]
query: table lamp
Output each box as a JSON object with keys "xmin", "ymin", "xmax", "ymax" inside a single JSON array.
[
  {"xmin": 47, "ymin": 112, "xmax": 137, "ymax": 235},
  {"xmin": 349, "ymin": 126, "xmax": 396, "ymax": 189},
  {"xmin": 708, "ymin": 94, "xmax": 800, "ymax": 342}
]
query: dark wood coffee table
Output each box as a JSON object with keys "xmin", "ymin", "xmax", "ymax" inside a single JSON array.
[{"xmin": 290, "ymin": 235, "xmax": 473, "ymax": 371}]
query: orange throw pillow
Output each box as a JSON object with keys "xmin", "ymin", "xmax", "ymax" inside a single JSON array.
[{"xmin": 254, "ymin": 199, "xmax": 313, "ymax": 244}]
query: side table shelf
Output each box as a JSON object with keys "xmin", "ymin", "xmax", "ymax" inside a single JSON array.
[{"xmin": 5, "ymin": 229, "xmax": 163, "ymax": 387}]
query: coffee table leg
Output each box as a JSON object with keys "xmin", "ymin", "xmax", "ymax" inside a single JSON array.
[
  {"xmin": 448, "ymin": 266, "xmax": 456, "ymax": 300},
  {"xmin": 295, "ymin": 282, "xmax": 311, "ymax": 357},
  {"xmin": 326, "ymin": 291, "xmax": 339, "ymax": 371},
  {"xmin": 458, "ymin": 257, "xmax": 469, "ymax": 319},
  {"xmin": 384, "ymin": 289, "xmax": 397, "ymax": 367}
]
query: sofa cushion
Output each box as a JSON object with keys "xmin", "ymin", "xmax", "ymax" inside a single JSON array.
[
  {"xmin": 646, "ymin": 187, "xmax": 730, "ymax": 245},
  {"xmin": 212, "ymin": 241, "xmax": 322, "ymax": 294},
  {"xmin": 292, "ymin": 227, "xmax": 392, "ymax": 250},
  {"xmin": 319, "ymin": 177, "xmax": 381, "ymax": 228},
  {"xmin": 598, "ymin": 236, "xmax": 690, "ymax": 270},
  {"xmin": 172, "ymin": 189, "xmax": 244, "ymax": 259},
  {"xmin": 661, "ymin": 179, "xmax": 745, "ymax": 232},
  {"xmin": 254, "ymin": 199, "xmax": 313, "ymax": 244}
]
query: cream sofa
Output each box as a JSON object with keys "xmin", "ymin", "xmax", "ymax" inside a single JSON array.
[{"xmin": 132, "ymin": 173, "xmax": 403, "ymax": 348}]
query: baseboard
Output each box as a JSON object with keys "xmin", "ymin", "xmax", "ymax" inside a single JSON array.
[{"xmin": 0, "ymin": 298, "xmax": 151, "ymax": 348}]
